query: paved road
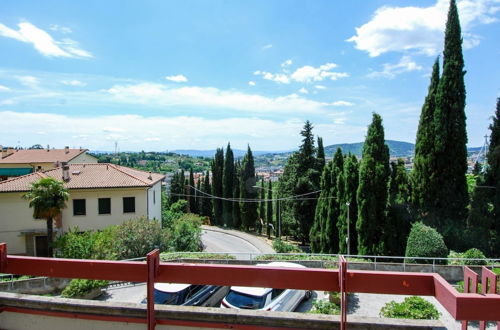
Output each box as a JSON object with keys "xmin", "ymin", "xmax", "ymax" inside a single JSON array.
[{"xmin": 201, "ymin": 229, "xmax": 262, "ymax": 259}]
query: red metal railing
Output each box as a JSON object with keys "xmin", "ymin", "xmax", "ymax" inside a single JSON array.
[{"xmin": 1, "ymin": 243, "xmax": 499, "ymax": 329}]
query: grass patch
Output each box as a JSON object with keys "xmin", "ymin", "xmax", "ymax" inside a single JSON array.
[
  {"xmin": 379, "ymin": 296, "xmax": 440, "ymax": 320},
  {"xmin": 160, "ymin": 252, "xmax": 236, "ymax": 261}
]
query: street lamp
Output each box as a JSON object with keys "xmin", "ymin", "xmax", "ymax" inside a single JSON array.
[
  {"xmin": 346, "ymin": 202, "xmax": 350, "ymax": 256},
  {"xmin": 253, "ymin": 185, "xmax": 281, "ymax": 239}
]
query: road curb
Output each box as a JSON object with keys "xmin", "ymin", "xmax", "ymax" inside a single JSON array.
[{"xmin": 201, "ymin": 226, "xmax": 274, "ymax": 254}]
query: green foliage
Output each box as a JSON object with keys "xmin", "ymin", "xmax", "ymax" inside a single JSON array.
[
  {"xmin": 379, "ymin": 296, "xmax": 440, "ymax": 320},
  {"xmin": 171, "ymin": 213, "xmax": 202, "ymax": 252},
  {"xmin": 169, "ymin": 170, "xmax": 185, "ymax": 204},
  {"xmin": 241, "ymin": 145, "xmax": 258, "ymax": 231},
  {"xmin": 356, "ymin": 113, "xmax": 390, "ymax": 255},
  {"xmin": 223, "ymin": 143, "xmax": 235, "ymax": 227},
  {"xmin": 310, "ymin": 300, "xmax": 340, "ymax": 315},
  {"xmin": 162, "ymin": 199, "xmax": 187, "ymax": 229},
  {"xmin": 160, "ymin": 253, "xmax": 235, "ymax": 261},
  {"xmin": 54, "ymin": 227, "xmax": 117, "ymax": 260},
  {"xmin": 405, "ymin": 222, "xmax": 448, "ymax": 264},
  {"xmin": 201, "ymin": 171, "xmax": 213, "ymax": 220},
  {"xmin": 266, "ymin": 180, "xmax": 273, "ymax": 237},
  {"xmin": 341, "ymin": 154, "xmax": 359, "ymax": 255},
  {"xmin": 232, "ymin": 162, "xmax": 242, "ymax": 229},
  {"xmin": 114, "ymin": 217, "xmax": 170, "ymax": 259},
  {"xmin": 188, "ymin": 168, "xmax": 197, "ymax": 213},
  {"xmin": 61, "ymin": 279, "xmax": 109, "ymax": 298},
  {"xmin": 272, "ymin": 239, "xmax": 302, "ymax": 253},
  {"xmin": 211, "ymin": 148, "xmax": 224, "ymax": 226},
  {"xmin": 462, "ymin": 248, "xmax": 487, "ymax": 265}
]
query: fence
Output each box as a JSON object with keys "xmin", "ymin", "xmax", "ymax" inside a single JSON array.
[{"xmin": 0, "ymin": 243, "xmax": 499, "ymax": 330}]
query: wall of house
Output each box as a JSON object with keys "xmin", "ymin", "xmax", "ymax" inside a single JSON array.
[
  {"xmin": 69, "ymin": 152, "xmax": 98, "ymax": 164},
  {"xmin": 0, "ymin": 187, "xmax": 150, "ymax": 255},
  {"xmin": 147, "ymin": 181, "xmax": 162, "ymax": 221}
]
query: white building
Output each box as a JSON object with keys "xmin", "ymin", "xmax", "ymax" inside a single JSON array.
[{"xmin": 0, "ymin": 163, "xmax": 164, "ymax": 256}]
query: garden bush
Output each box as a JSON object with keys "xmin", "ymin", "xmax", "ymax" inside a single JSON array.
[
  {"xmin": 379, "ymin": 296, "xmax": 440, "ymax": 320},
  {"xmin": 462, "ymin": 248, "xmax": 487, "ymax": 265},
  {"xmin": 310, "ymin": 299, "xmax": 340, "ymax": 315},
  {"xmin": 171, "ymin": 213, "xmax": 202, "ymax": 252},
  {"xmin": 405, "ymin": 222, "xmax": 448, "ymax": 264},
  {"xmin": 272, "ymin": 239, "xmax": 302, "ymax": 253},
  {"xmin": 61, "ymin": 279, "xmax": 109, "ymax": 298}
]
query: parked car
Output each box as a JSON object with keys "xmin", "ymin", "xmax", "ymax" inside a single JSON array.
[
  {"xmin": 220, "ymin": 262, "xmax": 311, "ymax": 311},
  {"xmin": 145, "ymin": 283, "xmax": 229, "ymax": 307}
]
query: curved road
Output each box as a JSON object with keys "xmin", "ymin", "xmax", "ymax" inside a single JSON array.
[{"xmin": 201, "ymin": 229, "xmax": 262, "ymax": 259}]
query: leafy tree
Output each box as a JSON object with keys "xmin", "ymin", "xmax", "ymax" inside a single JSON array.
[
  {"xmin": 171, "ymin": 214, "xmax": 202, "ymax": 252},
  {"xmin": 339, "ymin": 153, "xmax": 359, "ymax": 255},
  {"xmin": 223, "ymin": 143, "xmax": 235, "ymax": 227},
  {"xmin": 23, "ymin": 177, "xmax": 69, "ymax": 257},
  {"xmin": 322, "ymin": 148, "xmax": 343, "ymax": 254},
  {"xmin": 311, "ymin": 160, "xmax": 333, "ymax": 253},
  {"xmin": 196, "ymin": 178, "xmax": 202, "ymax": 214},
  {"xmin": 241, "ymin": 145, "xmax": 258, "ymax": 230},
  {"xmin": 211, "ymin": 148, "xmax": 224, "ymax": 225},
  {"xmin": 266, "ymin": 180, "xmax": 273, "ymax": 238},
  {"xmin": 278, "ymin": 153, "xmax": 300, "ymax": 238},
  {"xmin": 385, "ymin": 159, "xmax": 412, "ymax": 256},
  {"xmin": 432, "ymin": 0, "xmax": 469, "ymax": 248},
  {"xmin": 232, "ymin": 161, "xmax": 242, "ymax": 229},
  {"xmin": 412, "ymin": 58, "xmax": 440, "ymax": 211},
  {"xmin": 356, "ymin": 113, "xmax": 390, "ymax": 255},
  {"xmin": 405, "ymin": 222, "xmax": 448, "ymax": 264},
  {"xmin": 259, "ymin": 178, "xmax": 265, "ymax": 234},
  {"xmin": 188, "ymin": 168, "xmax": 197, "ymax": 213},
  {"xmin": 169, "ymin": 170, "xmax": 185, "ymax": 204},
  {"xmin": 317, "ymin": 137, "xmax": 326, "ymax": 173}
]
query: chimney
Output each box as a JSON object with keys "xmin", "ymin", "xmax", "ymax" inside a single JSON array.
[
  {"xmin": 62, "ymin": 162, "xmax": 70, "ymax": 182},
  {"xmin": 65, "ymin": 146, "xmax": 69, "ymax": 154}
]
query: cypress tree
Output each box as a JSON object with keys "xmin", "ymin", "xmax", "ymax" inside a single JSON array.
[
  {"xmin": 311, "ymin": 160, "xmax": 333, "ymax": 253},
  {"xmin": 259, "ymin": 178, "xmax": 265, "ymax": 234},
  {"xmin": 201, "ymin": 171, "xmax": 213, "ymax": 220},
  {"xmin": 322, "ymin": 148, "xmax": 343, "ymax": 254},
  {"xmin": 385, "ymin": 159, "xmax": 412, "ymax": 256},
  {"xmin": 432, "ymin": 0, "xmax": 468, "ymax": 248},
  {"xmin": 211, "ymin": 148, "xmax": 224, "ymax": 226},
  {"xmin": 196, "ymin": 177, "xmax": 202, "ymax": 215},
  {"xmin": 317, "ymin": 137, "xmax": 326, "ymax": 173},
  {"xmin": 188, "ymin": 168, "xmax": 197, "ymax": 213},
  {"xmin": 356, "ymin": 113, "xmax": 390, "ymax": 255},
  {"xmin": 340, "ymin": 153, "xmax": 359, "ymax": 255},
  {"xmin": 241, "ymin": 145, "xmax": 258, "ymax": 231},
  {"xmin": 266, "ymin": 180, "xmax": 273, "ymax": 238},
  {"xmin": 232, "ymin": 161, "xmax": 242, "ymax": 229},
  {"xmin": 223, "ymin": 143, "xmax": 235, "ymax": 227},
  {"xmin": 412, "ymin": 58, "xmax": 440, "ymax": 211}
]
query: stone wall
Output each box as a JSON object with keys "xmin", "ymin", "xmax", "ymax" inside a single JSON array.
[{"xmin": 0, "ymin": 277, "xmax": 70, "ymax": 294}]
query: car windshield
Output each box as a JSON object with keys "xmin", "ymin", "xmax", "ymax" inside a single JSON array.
[
  {"xmin": 153, "ymin": 289, "xmax": 180, "ymax": 305},
  {"xmin": 225, "ymin": 290, "xmax": 266, "ymax": 309}
]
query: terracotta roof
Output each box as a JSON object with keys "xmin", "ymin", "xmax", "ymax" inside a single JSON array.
[
  {"xmin": 0, "ymin": 164, "xmax": 165, "ymax": 192},
  {"xmin": 0, "ymin": 148, "xmax": 90, "ymax": 164}
]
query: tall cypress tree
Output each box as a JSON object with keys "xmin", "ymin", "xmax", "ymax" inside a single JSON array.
[
  {"xmin": 322, "ymin": 148, "xmax": 343, "ymax": 254},
  {"xmin": 310, "ymin": 160, "xmax": 333, "ymax": 253},
  {"xmin": 317, "ymin": 137, "xmax": 326, "ymax": 173},
  {"xmin": 211, "ymin": 148, "xmax": 224, "ymax": 226},
  {"xmin": 241, "ymin": 145, "xmax": 258, "ymax": 231},
  {"xmin": 201, "ymin": 171, "xmax": 213, "ymax": 219},
  {"xmin": 259, "ymin": 178, "xmax": 265, "ymax": 234},
  {"xmin": 340, "ymin": 153, "xmax": 359, "ymax": 255},
  {"xmin": 232, "ymin": 161, "xmax": 242, "ymax": 229},
  {"xmin": 412, "ymin": 58, "xmax": 440, "ymax": 211},
  {"xmin": 196, "ymin": 177, "xmax": 202, "ymax": 215},
  {"xmin": 223, "ymin": 143, "xmax": 235, "ymax": 227},
  {"xmin": 432, "ymin": 0, "xmax": 468, "ymax": 248},
  {"xmin": 356, "ymin": 113, "xmax": 390, "ymax": 255},
  {"xmin": 188, "ymin": 168, "xmax": 197, "ymax": 213},
  {"xmin": 266, "ymin": 180, "xmax": 273, "ymax": 238}
]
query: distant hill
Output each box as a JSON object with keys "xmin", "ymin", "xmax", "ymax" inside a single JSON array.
[
  {"xmin": 324, "ymin": 140, "xmax": 415, "ymax": 158},
  {"xmin": 171, "ymin": 149, "xmax": 276, "ymax": 158}
]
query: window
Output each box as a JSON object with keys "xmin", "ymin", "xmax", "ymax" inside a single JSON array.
[
  {"xmin": 153, "ymin": 190, "xmax": 156, "ymax": 204},
  {"xmin": 98, "ymin": 198, "xmax": 111, "ymax": 215},
  {"xmin": 123, "ymin": 197, "xmax": 135, "ymax": 213},
  {"xmin": 73, "ymin": 199, "xmax": 86, "ymax": 216}
]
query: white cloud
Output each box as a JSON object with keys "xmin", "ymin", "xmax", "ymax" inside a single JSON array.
[
  {"xmin": 348, "ymin": 0, "xmax": 500, "ymax": 57},
  {"xmin": 0, "ymin": 85, "xmax": 10, "ymax": 91},
  {"xmin": 261, "ymin": 44, "xmax": 273, "ymax": 50},
  {"xmin": 298, "ymin": 87, "xmax": 308, "ymax": 94},
  {"xmin": 0, "ymin": 21, "xmax": 92, "ymax": 58},
  {"xmin": 315, "ymin": 85, "xmax": 326, "ymax": 90},
  {"xmin": 330, "ymin": 101, "xmax": 354, "ymax": 107},
  {"xmin": 49, "ymin": 24, "xmax": 72, "ymax": 34},
  {"xmin": 16, "ymin": 75, "xmax": 39, "ymax": 88},
  {"xmin": 248, "ymin": 81, "xmax": 256, "ymax": 86},
  {"xmin": 61, "ymin": 79, "xmax": 87, "ymax": 86},
  {"xmin": 291, "ymin": 63, "xmax": 349, "ymax": 83},
  {"xmin": 165, "ymin": 74, "xmax": 188, "ymax": 83},
  {"xmin": 368, "ymin": 56, "xmax": 423, "ymax": 78},
  {"xmin": 106, "ymin": 83, "xmax": 334, "ymax": 114},
  {"xmin": 281, "ymin": 59, "xmax": 293, "ymax": 68},
  {"xmin": 253, "ymin": 70, "xmax": 290, "ymax": 84}
]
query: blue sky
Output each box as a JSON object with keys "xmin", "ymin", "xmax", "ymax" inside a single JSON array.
[{"xmin": 0, "ymin": 0, "xmax": 499, "ymax": 152}]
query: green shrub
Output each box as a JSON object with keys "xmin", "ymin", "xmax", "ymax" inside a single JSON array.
[
  {"xmin": 162, "ymin": 200, "xmax": 188, "ymax": 229},
  {"xmin": 405, "ymin": 222, "xmax": 448, "ymax": 264},
  {"xmin": 171, "ymin": 213, "xmax": 202, "ymax": 252},
  {"xmin": 55, "ymin": 227, "xmax": 118, "ymax": 260},
  {"xmin": 310, "ymin": 300, "xmax": 340, "ymax": 315},
  {"xmin": 61, "ymin": 279, "xmax": 109, "ymax": 298},
  {"xmin": 272, "ymin": 239, "xmax": 302, "ymax": 253},
  {"xmin": 379, "ymin": 296, "xmax": 440, "ymax": 320},
  {"xmin": 447, "ymin": 250, "xmax": 464, "ymax": 265},
  {"xmin": 462, "ymin": 248, "xmax": 487, "ymax": 265}
]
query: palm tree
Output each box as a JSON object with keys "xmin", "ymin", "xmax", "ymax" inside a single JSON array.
[{"xmin": 23, "ymin": 177, "xmax": 69, "ymax": 257}]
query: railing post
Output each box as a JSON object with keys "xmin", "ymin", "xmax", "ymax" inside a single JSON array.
[
  {"xmin": 0, "ymin": 243, "xmax": 7, "ymax": 273},
  {"xmin": 479, "ymin": 267, "xmax": 499, "ymax": 330},
  {"xmin": 147, "ymin": 249, "xmax": 160, "ymax": 330},
  {"xmin": 339, "ymin": 255, "xmax": 347, "ymax": 330},
  {"xmin": 462, "ymin": 266, "xmax": 479, "ymax": 330}
]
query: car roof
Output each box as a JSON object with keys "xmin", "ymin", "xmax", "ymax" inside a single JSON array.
[
  {"xmin": 228, "ymin": 262, "xmax": 306, "ymax": 296},
  {"xmin": 154, "ymin": 283, "xmax": 190, "ymax": 293},
  {"xmin": 230, "ymin": 286, "xmax": 271, "ymax": 296}
]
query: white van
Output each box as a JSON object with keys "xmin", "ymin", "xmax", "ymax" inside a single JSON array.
[{"xmin": 220, "ymin": 262, "xmax": 311, "ymax": 311}]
